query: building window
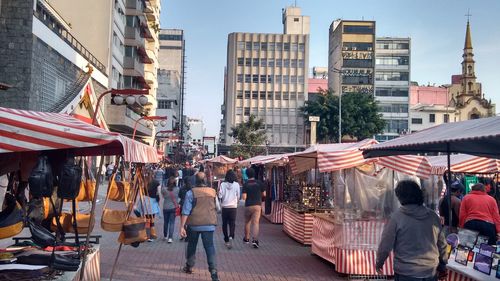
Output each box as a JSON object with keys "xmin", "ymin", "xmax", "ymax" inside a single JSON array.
[
  {"xmin": 237, "ymin": 74, "xmax": 243, "ymax": 83},
  {"xmin": 261, "ymin": 42, "xmax": 267, "ymax": 51},
  {"xmin": 378, "ymin": 104, "xmax": 408, "ymax": 113},
  {"xmin": 294, "ymin": 17, "xmax": 300, "ymax": 22},
  {"xmin": 376, "ymin": 42, "xmax": 409, "ymax": 50},
  {"xmin": 261, "ymin": 58, "xmax": 267, "ymax": 67},
  {"xmin": 444, "ymin": 114, "xmax": 449, "ymax": 123},
  {"xmin": 283, "ymin": 75, "xmax": 289, "ymax": 84},
  {"xmin": 237, "ymin": 58, "xmax": 244, "ymax": 66},
  {"xmin": 252, "ymin": 42, "xmax": 260, "ymax": 51},
  {"xmin": 245, "ymin": 58, "xmax": 251, "ymax": 67},
  {"xmin": 252, "ymin": 74, "xmax": 259, "ymax": 83},
  {"xmin": 411, "ymin": 118, "xmax": 423, "ymax": 124},
  {"xmin": 384, "ymin": 119, "xmax": 409, "ymax": 134},
  {"xmin": 244, "ymin": 74, "xmax": 251, "ymax": 83},
  {"xmin": 245, "ymin": 42, "xmax": 252, "ymax": 50},
  {"xmin": 268, "ymin": 59, "xmax": 275, "ymax": 67},
  {"xmin": 375, "ymin": 72, "xmax": 409, "ymax": 82},
  {"xmin": 429, "ymin": 114, "xmax": 435, "ymax": 123},
  {"xmin": 244, "ymin": 91, "xmax": 251, "ymax": 99},
  {"xmin": 343, "ymin": 59, "xmax": 373, "ymax": 68},
  {"xmin": 260, "ymin": 75, "xmax": 267, "ymax": 83},
  {"xmin": 343, "ymin": 42, "xmax": 373, "ymax": 51},
  {"xmin": 260, "ymin": 91, "xmax": 266, "ymax": 99},
  {"xmin": 276, "ymin": 59, "xmax": 282, "ymax": 67},
  {"xmin": 244, "ymin": 108, "xmax": 250, "ymax": 116},
  {"xmin": 268, "ymin": 42, "xmax": 275, "ymax": 51},
  {"xmin": 276, "ymin": 42, "xmax": 283, "ymax": 51},
  {"xmin": 298, "ymin": 59, "xmax": 304, "ymax": 67},
  {"xmin": 343, "ymin": 25, "xmax": 374, "ymax": 34},
  {"xmin": 284, "ymin": 59, "xmax": 290, "ymax": 67},
  {"xmin": 298, "ymin": 76, "xmax": 304, "ymax": 83},
  {"xmin": 267, "ymin": 93, "xmax": 273, "ymax": 99},
  {"xmin": 291, "ymin": 43, "xmax": 298, "ymax": 51},
  {"xmin": 275, "ymin": 75, "xmax": 282, "ymax": 84},
  {"xmin": 376, "ymin": 56, "xmax": 409, "ymax": 66},
  {"xmin": 375, "ymin": 88, "xmax": 409, "ymax": 97},
  {"xmin": 252, "ymin": 91, "xmax": 258, "ymax": 99},
  {"xmin": 283, "ymin": 43, "xmax": 290, "ymax": 51},
  {"xmin": 237, "ymin": 41, "xmax": 245, "ymax": 50},
  {"xmin": 291, "ymin": 59, "xmax": 297, "ymax": 68},
  {"xmin": 268, "ymin": 75, "xmax": 273, "ymax": 83},
  {"xmin": 299, "ymin": 43, "xmax": 305, "ymax": 52},
  {"xmin": 236, "ymin": 90, "xmax": 243, "ymax": 99},
  {"xmin": 252, "ymin": 58, "xmax": 259, "ymax": 67},
  {"xmin": 158, "ymin": 100, "xmax": 173, "ymax": 109},
  {"xmin": 159, "ymin": 34, "xmax": 183, "ymax": 41},
  {"xmin": 290, "ymin": 76, "xmax": 297, "ymax": 83}
]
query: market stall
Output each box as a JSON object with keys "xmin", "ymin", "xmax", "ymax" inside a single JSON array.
[
  {"xmin": 363, "ymin": 116, "xmax": 500, "ymax": 281},
  {"xmin": 284, "ymin": 139, "xmax": 379, "ymax": 247},
  {"xmin": 0, "ymin": 107, "xmax": 158, "ymax": 280},
  {"xmin": 203, "ymin": 155, "xmax": 238, "ymax": 188}
]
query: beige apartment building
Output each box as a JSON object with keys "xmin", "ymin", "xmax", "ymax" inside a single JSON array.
[
  {"xmin": 220, "ymin": 7, "xmax": 310, "ymax": 148},
  {"xmin": 328, "ymin": 20, "xmax": 376, "ymax": 95}
]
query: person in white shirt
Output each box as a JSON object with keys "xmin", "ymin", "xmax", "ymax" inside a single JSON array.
[{"xmin": 218, "ymin": 169, "xmax": 240, "ymax": 249}]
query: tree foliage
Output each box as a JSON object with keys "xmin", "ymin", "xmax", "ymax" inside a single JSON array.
[
  {"xmin": 229, "ymin": 115, "xmax": 267, "ymax": 158},
  {"xmin": 300, "ymin": 89, "xmax": 386, "ymax": 143}
]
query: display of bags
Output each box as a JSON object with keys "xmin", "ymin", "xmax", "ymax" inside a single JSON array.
[
  {"xmin": 28, "ymin": 219, "xmax": 56, "ymax": 248},
  {"xmin": 28, "ymin": 155, "xmax": 54, "ymax": 198},
  {"xmin": 57, "ymin": 157, "xmax": 83, "ymax": 200},
  {"xmin": 51, "ymin": 210, "xmax": 93, "ymax": 234},
  {"xmin": 0, "ymin": 193, "xmax": 24, "ymax": 239},
  {"xmin": 108, "ymin": 179, "xmax": 130, "ymax": 202}
]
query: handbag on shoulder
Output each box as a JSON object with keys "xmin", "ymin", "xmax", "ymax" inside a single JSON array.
[
  {"xmin": 28, "ymin": 155, "xmax": 54, "ymax": 198},
  {"xmin": 0, "ymin": 193, "xmax": 24, "ymax": 239}
]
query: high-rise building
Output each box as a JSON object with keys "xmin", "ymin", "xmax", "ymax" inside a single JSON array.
[
  {"xmin": 0, "ymin": 0, "xmax": 110, "ymax": 114},
  {"xmin": 374, "ymin": 37, "xmax": 411, "ymax": 141},
  {"xmin": 220, "ymin": 6, "xmax": 310, "ymax": 148},
  {"xmin": 157, "ymin": 29, "xmax": 186, "ymax": 136},
  {"xmin": 328, "ymin": 20, "xmax": 375, "ymax": 96}
]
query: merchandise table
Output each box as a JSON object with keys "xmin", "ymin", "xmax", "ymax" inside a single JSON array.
[
  {"xmin": 311, "ymin": 214, "xmax": 394, "ymax": 276},
  {"xmin": 262, "ymin": 201, "xmax": 284, "ymax": 224},
  {"xmin": 282, "ymin": 204, "xmax": 314, "ymax": 245},
  {"xmin": 57, "ymin": 245, "xmax": 101, "ymax": 281},
  {"xmin": 446, "ymin": 258, "xmax": 496, "ymax": 281}
]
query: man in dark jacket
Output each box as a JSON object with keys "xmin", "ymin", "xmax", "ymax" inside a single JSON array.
[{"xmin": 376, "ymin": 180, "xmax": 447, "ymax": 281}]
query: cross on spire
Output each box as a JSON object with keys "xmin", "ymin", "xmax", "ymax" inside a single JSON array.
[{"xmin": 465, "ymin": 9, "xmax": 472, "ymax": 22}]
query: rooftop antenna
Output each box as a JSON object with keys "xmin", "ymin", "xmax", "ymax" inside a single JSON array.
[
  {"xmin": 294, "ymin": 0, "xmax": 297, "ymax": 7},
  {"xmin": 465, "ymin": 8, "xmax": 472, "ymax": 22}
]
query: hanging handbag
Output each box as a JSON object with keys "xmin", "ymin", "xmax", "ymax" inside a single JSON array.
[
  {"xmin": 0, "ymin": 193, "xmax": 24, "ymax": 239},
  {"xmin": 28, "ymin": 219, "xmax": 56, "ymax": 248},
  {"xmin": 51, "ymin": 204, "xmax": 94, "ymax": 233},
  {"xmin": 107, "ymin": 178, "xmax": 130, "ymax": 202},
  {"xmin": 118, "ymin": 216, "xmax": 147, "ymax": 245},
  {"xmin": 76, "ymin": 160, "xmax": 95, "ymax": 201},
  {"xmin": 101, "ymin": 172, "xmax": 129, "ymax": 232},
  {"xmin": 28, "ymin": 155, "xmax": 54, "ymax": 198},
  {"xmin": 57, "ymin": 157, "xmax": 83, "ymax": 200},
  {"xmin": 168, "ymin": 190, "xmax": 181, "ymax": 217}
]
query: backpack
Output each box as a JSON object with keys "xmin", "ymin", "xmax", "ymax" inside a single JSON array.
[
  {"xmin": 28, "ymin": 156, "xmax": 54, "ymax": 198},
  {"xmin": 57, "ymin": 158, "xmax": 82, "ymax": 200}
]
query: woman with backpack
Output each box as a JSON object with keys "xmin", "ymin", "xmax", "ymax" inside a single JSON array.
[
  {"xmin": 218, "ymin": 169, "xmax": 240, "ymax": 249},
  {"xmin": 161, "ymin": 176, "xmax": 179, "ymax": 243}
]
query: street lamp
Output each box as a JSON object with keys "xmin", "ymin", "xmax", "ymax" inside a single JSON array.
[
  {"xmin": 153, "ymin": 130, "xmax": 178, "ymax": 147},
  {"xmin": 132, "ymin": 116, "xmax": 168, "ymax": 140},
  {"xmin": 91, "ymin": 88, "xmax": 149, "ymax": 126}
]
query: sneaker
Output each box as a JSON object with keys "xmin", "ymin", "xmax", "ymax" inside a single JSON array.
[
  {"xmin": 210, "ymin": 270, "xmax": 220, "ymax": 281},
  {"xmin": 252, "ymin": 240, "xmax": 259, "ymax": 248},
  {"xmin": 228, "ymin": 237, "xmax": 233, "ymax": 249},
  {"xmin": 182, "ymin": 266, "xmax": 193, "ymax": 274},
  {"xmin": 243, "ymin": 237, "xmax": 250, "ymax": 244},
  {"xmin": 167, "ymin": 238, "xmax": 173, "ymax": 243},
  {"xmin": 147, "ymin": 238, "xmax": 154, "ymax": 242},
  {"xmin": 224, "ymin": 241, "xmax": 230, "ymax": 248},
  {"xmin": 162, "ymin": 237, "xmax": 168, "ymax": 241}
]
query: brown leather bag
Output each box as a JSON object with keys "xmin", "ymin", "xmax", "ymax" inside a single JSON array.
[
  {"xmin": 76, "ymin": 161, "xmax": 95, "ymax": 201},
  {"xmin": 101, "ymin": 209, "xmax": 128, "ymax": 232},
  {"xmin": 108, "ymin": 180, "xmax": 130, "ymax": 202},
  {"xmin": 51, "ymin": 202, "xmax": 94, "ymax": 234},
  {"xmin": 117, "ymin": 216, "xmax": 147, "ymax": 245}
]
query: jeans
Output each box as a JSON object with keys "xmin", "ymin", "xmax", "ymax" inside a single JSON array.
[
  {"xmin": 163, "ymin": 209, "xmax": 176, "ymax": 239},
  {"xmin": 394, "ymin": 274, "xmax": 437, "ymax": 281},
  {"xmin": 186, "ymin": 227, "xmax": 216, "ymax": 272},
  {"xmin": 464, "ymin": 219, "xmax": 497, "ymax": 245},
  {"xmin": 221, "ymin": 208, "xmax": 237, "ymax": 242}
]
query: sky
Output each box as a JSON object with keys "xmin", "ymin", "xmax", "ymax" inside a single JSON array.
[{"xmin": 160, "ymin": 0, "xmax": 500, "ymax": 137}]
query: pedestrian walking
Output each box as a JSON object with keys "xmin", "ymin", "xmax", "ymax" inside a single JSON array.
[
  {"xmin": 376, "ymin": 180, "xmax": 447, "ymax": 281},
  {"xmin": 179, "ymin": 172, "xmax": 219, "ymax": 281},
  {"xmin": 242, "ymin": 167, "xmax": 265, "ymax": 248},
  {"xmin": 219, "ymin": 169, "xmax": 240, "ymax": 249},
  {"xmin": 459, "ymin": 183, "xmax": 500, "ymax": 245},
  {"xmin": 161, "ymin": 176, "xmax": 180, "ymax": 243},
  {"xmin": 136, "ymin": 178, "xmax": 161, "ymax": 242}
]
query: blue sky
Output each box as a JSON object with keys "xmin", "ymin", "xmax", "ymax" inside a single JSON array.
[{"xmin": 160, "ymin": 0, "xmax": 500, "ymax": 136}]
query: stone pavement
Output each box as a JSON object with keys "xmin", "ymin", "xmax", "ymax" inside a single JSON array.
[{"xmin": 96, "ymin": 186, "xmax": 346, "ymax": 281}]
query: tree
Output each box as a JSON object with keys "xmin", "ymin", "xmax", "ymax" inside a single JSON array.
[
  {"xmin": 229, "ymin": 115, "xmax": 267, "ymax": 159},
  {"xmin": 300, "ymin": 89, "xmax": 386, "ymax": 143}
]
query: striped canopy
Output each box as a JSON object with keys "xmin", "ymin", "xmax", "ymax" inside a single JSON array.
[
  {"xmin": 203, "ymin": 155, "xmax": 238, "ymax": 165},
  {"xmin": 0, "ymin": 107, "xmax": 158, "ymax": 163},
  {"xmin": 289, "ymin": 139, "xmax": 378, "ymax": 174},
  {"xmin": 238, "ymin": 154, "xmax": 290, "ymax": 166},
  {"xmin": 378, "ymin": 154, "xmax": 500, "ymax": 179}
]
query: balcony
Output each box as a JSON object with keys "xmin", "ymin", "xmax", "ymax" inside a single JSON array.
[
  {"xmin": 140, "ymin": 23, "xmax": 155, "ymax": 42},
  {"xmin": 144, "ymin": 68, "xmax": 156, "ymax": 85},
  {"xmin": 144, "ymin": 1, "xmax": 160, "ymax": 22},
  {"xmin": 124, "ymin": 26, "xmax": 144, "ymax": 47},
  {"xmin": 125, "ymin": 0, "xmax": 143, "ymax": 16},
  {"xmin": 124, "ymin": 56, "xmax": 145, "ymax": 77},
  {"xmin": 106, "ymin": 105, "xmax": 153, "ymax": 138}
]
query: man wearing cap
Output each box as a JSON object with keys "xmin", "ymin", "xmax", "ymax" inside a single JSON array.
[{"xmin": 439, "ymin": 182, "xmax": 463, "ymax": 233}]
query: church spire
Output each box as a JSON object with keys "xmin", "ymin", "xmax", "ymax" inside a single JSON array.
[{"xmin": 464, "ymin": 20, "xmax": 473, "ymax": 50}]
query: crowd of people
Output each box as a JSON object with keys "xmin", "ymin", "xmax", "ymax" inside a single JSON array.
[{"xmin": 132, "ymin": 162, "xmax": 265, "ymax": 281}]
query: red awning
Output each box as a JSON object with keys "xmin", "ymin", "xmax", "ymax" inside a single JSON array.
[
  {"xmin": 289, "ymin": 139, "xmax": 378, "ymax": 174},
  {"xmin": 0, "ymin": 107, "xmax": 158, "ymax": 163}
]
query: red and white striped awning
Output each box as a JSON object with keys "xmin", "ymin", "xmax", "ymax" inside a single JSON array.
[
  {"xmin": 238, "ymin": 154, "xmax": 290, "ymax": 166},
  {"xmin": 289, "ymin": 139, "xmax": 378, "ymax": 174},
  {"xmin": 203, "ymin": 155, "xmax": 238, "ymax": 165},
  {"xmin": 377, "ymin": 154, "xmax": 500, "ymax": 179},
  {"xmin": 0, "ymin": 107, "xmax": 158, "ymax": 163}
]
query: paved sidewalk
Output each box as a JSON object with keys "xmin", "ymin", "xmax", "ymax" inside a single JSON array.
[{"xmin": 97, "ymin": 190, "xmax": 344, "ymax": 280}]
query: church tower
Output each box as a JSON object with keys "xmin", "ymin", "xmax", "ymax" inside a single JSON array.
[{"xmin": 448, "ymin": 18, "xmax": 494, "ymax": 121}]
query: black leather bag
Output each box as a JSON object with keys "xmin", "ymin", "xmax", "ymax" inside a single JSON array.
[
  {"xmin": 28, "ymin": 156, "xmax": 54, "ymax": 198},
  {"xmin": 57, "ymin": 158, "xmax": 83, "ymax": 200},
  {"xmin": 0, "ymin": 193, "xmax": 24, "ymax": 239},
  {"xmin": 28, "ymin": 219, "xmax": 56, "ymax": 248},
  {"xmin": 17, "ymin": 253, "xmax": 80, "ymax": 271}
]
